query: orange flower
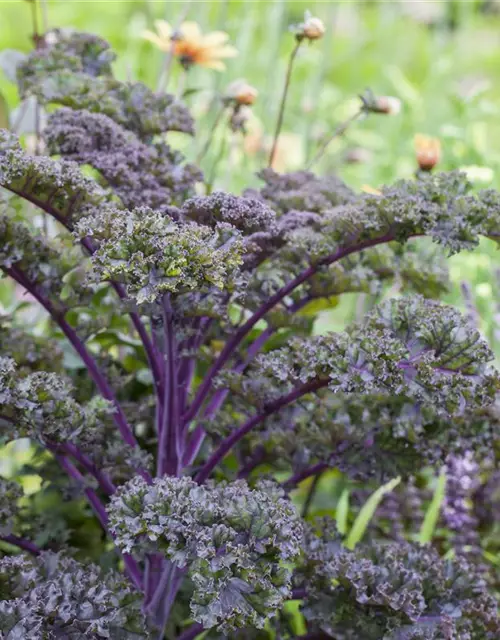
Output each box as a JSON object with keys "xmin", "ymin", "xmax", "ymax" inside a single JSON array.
[
  {"xmin": 414, "ymin": 134, "xmax": 441, "ymax": 172},
  {"xmin": 142, "ymin": 20, "xmax": 238, "ymax": 71}
]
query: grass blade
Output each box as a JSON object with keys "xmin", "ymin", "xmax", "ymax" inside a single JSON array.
[
  {"xmin": 345, "ymin": 476, "xmax": 401, "ymax": 550},
  {"xmin": 418, "ymin": 468, "xmax": 446, "ymax": 544}
]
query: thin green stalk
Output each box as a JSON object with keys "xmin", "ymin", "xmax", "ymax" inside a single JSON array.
[
  {"xmin": 196, "ymin": 102, "xmax": 226, "ymax": 163},
  {"xmin": 306, "ymin": 108, "xmax": 364, "ymax": 170},
  {"xmin": 40, "ymin": 0, "xmax": 49, "ymax": 32},
  {"xmin": 268, "ymin": 38, "xmax": 303, "ymax": 168},
  {"xmin": 206, "ymin": 117, "xmax": 230, "ymax": 193},
  {"xmin": 156, "ymin": 0, "xmax": 192, "ymax": 93},
  {"xmin": 301, "ymin": 472, "xmax": 323, "ymax": 518}
]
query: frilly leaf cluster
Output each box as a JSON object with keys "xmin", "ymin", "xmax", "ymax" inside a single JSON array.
[
  {"xmin": 248, "ymin": 171, "xmax": 500, "ymax": 271},
  {"xmin": 0, "ymin": 356, "xmax": 108, "ymax": 444},
  {"xmin": 0, "ymin": 357, "xmax": 150, "ymax": 482},
  {"xmin": 0, "ymin": 552, "xmax": 148, "ymax": 638},
  {"xmin": 76, "ymin": 207, "xmax": 244, "ymax": 304},
  {"xmin": 0, "ymin": 129, "xmax": 107, "ymax": 225},
  {"xmin": 0, "ymin": 212, "xmax": 89, "ymax": 308},
  {"xmin": 300, "ymin": 524, "xmax": 500, "ymax": 639},
  {"xmin": 0, "ymin": 316, "xmax": 64, "ymax": 375},
  {"xmin": 223, "ymin": 296, "xmax": 497, "ymax": 413},
  {"xmin": 108, "ymin": 475, "xmax": 303, "ymax": 632},
  {"xmin": 44, "ymin": 106, "xmax": 201, "ymax": 212},
  {"xmin": 17, "ymin": 29, "xmax": 194, "ymax": 139}
]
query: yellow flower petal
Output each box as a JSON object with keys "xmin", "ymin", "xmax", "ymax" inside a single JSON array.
[
  {"xmin": 200, "ymin": 59, "xmax": 227, "ymax": 71},
  {"xmin": 206, "ymin": 44, "xmax": 238, "ymax": 59},
  {"xmin": 142, "ymin": 30, "xmax": 171, "ymax": 51},
  {"xmin": 154, "ymin": 20, "xmax": 173, "ymax": 41},
  {"xmin": 179, "ymin": 21, "xmax": 202, "ymax": 41},
  {"xmin": 201, "ymin": 31, "xmax": 231, "ymax": 47}
]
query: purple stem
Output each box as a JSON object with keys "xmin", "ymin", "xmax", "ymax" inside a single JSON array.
[
  {"xmin": 195, "ymin": 378, "xmax": 328, "ymax": 483},
  {"xmin": 183, "ymin": 300, "xmax": 310, "ymax": 467},
  {"xmin": 182, "ymin": 328, "xmax": 275, "ymax": 467},
  {"xmin": 183, "ymin": 232, "xmax": 399, "ymax": 426},
  {"xmin": 111, "ymin": 280, "xmax": 163, "ymax": 398},
  {"xmin": 237, "ymin": 446, "xmax": 266, "ymax": 479},
  {"xmin": 1, "ymin": 534, "xmax": 41, "ymax": 556},
  {"xmin": 147, "ymin": 563, "xmax": 186, "ymax": 638},
  {"xmin": 6, "ymin": 186, "xmax": 162, "ymax": 402},
  {"xmin": 292, "ymin": 587, "xmax": 307, "ymax": 599},
  {"xmin": 56, "ymin": 452, "xmax": 143, "ymax": 591},
  {"xmin": 157, "ymin": 296, "xmax": 181, "ymax": 477},
  {"xmin": 5, "ymin": 265, "xmax": 139, "ymax": 450},
  {"xmin": 60, "ymin": 442, "xmax": 116, "ymax": 495},
  {"xmin": 177, "ymin": 624, "xmax": 204, "ymax": 640},
  {"xmin": 284, "ymin": 462, "xmax": 330, "ymax": 489}
]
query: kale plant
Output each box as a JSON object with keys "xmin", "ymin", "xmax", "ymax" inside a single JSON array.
[{"xmin": 0, "ymin": 27, "xmax": 499, "ymax": 640}]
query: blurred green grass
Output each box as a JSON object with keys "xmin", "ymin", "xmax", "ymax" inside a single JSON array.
[{"xmin": 1, "ymin": 0, "xmax": 500, "ymax": 353}]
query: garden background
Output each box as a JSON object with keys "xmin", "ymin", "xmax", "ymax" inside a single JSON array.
[{"xmin": 3, "ymin": 0, "xmax": 500, "ymax": 352}]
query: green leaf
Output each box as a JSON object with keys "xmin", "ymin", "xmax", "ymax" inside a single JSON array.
[
  {"xmin": 283, "ymin": 600, "xmax": 307, "ymax": 634},
  {"xmin": 336, "ymin": 488, "xmax": 350, "ymax": 536},
  {"xmin": 418, "ymin": 468, "xmax": 446, "ymax": 544},
  {"xmin": 297, "ymin": 296, "xmax": 339, "ymax": 316},
  {"xmin": 345, "ymin": 476, "xmax": 401, "ymax": 550}
]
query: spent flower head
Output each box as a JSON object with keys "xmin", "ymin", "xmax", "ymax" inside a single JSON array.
[
  {"xmin": 225, "ymin": 79, "xmax": 259, "ymax": 106},
  {"xmin": 293, "ymin": 11, "xmax": 326, "ymax": 41},
  {"xmin": 360, "ymin": 88, "xmax": 402, "ymax": 115}
]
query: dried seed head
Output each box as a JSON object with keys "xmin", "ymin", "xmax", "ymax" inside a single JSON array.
[
  {"xmin": 359, "ymin": 89, "xmax": 402, "ymax": 116},
  {"xmin": 226, "ymin": 79, "xmax": 259, "ymax": 106},
  {"xmin": 414, "ymin": 134, "xmax": 441, "ymax": 172},
  {"xmin": 374, "ymin": 95, "xmax": 402, "ymax": 115},
  {"xmin": 295, "ymin": 11, "xmax": 326, "ymax": 41}
]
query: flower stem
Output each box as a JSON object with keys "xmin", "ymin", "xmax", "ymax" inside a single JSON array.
[
  {"xmin": 268, "ymin": 39, "xmax": 302, "ymax": 168},
  {"xmin": 301, "ymin": 471, "xmax": 324, "ymax": 517},
  {"xmin": 196, "ymin": 102, "xmax": 226, "ymax": 163},
  {"xmin": 156, "ymin": 1, "xmax": 192, "ymax": 93},
  {"xmin": 306, "ymin": 108, "xmax": 364, "ymax": 170}
]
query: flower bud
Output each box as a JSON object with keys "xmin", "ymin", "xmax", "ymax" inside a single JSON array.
[
  {"xmin": 225, "ymin": 79, "xmax": 258, "ymax": 106},
  {"xmin": 414, "ymin": 134, "xmax": 441, "ymax": 172},
  {"xmin": 295, "ymin": 11, "xmax": 325, "ymax": 41},
  {"xmin": 359, "ymin": 89, "xmax": 402, "ymax": 116},
  {"xmin": 373, "ymin": 96, "xmax": 401, "ymax": 115}
]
